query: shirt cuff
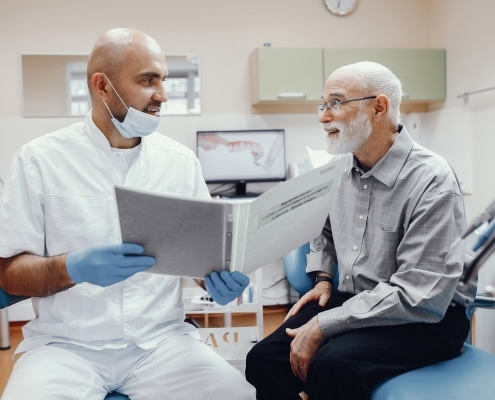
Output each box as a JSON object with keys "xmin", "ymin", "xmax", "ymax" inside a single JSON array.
[
  {"xmin": 306, "ymin": 252, "xmax": 335, "ymax": 275},
  {"xmin": 317, "ymin": 307, "xmax": 349, "ymax": 338}
]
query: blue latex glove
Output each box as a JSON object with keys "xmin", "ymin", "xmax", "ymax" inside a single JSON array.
[
  {"xmin": 472, "ymin": 219, "xmax": 495, "ymax": 252},
  {"xmin": 205, "ymin": 270, "xmax": 250, "ymax": 305},
  {"xmin": 66, "ymin": 242, "xmax": 156, "ymax": 287}
]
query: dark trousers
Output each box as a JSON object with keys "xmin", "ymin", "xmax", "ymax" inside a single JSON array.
[{"xmin": 245, "ymin": 291, "xmax": 470, "ymax": 400}]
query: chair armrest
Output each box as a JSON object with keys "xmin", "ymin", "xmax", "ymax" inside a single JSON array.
[
  {"xmin": 471, "ymin": 294, "xmax": 495, "ymax": 308},
  {"xmin": 466, "ymin": 294, "xmax": 495, "ymax": 319},
  {"xmin": 465, "ymin": 294, "xmax": 495, "ymax": 345}
]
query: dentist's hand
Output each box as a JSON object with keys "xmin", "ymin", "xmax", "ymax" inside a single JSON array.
[
  {"xmin": 205, "ymin": 270, "xmax": 250, "ymax": 305},
  {"xmin": 66, "ymin": 242, "xmax": 156, "ymax": 287}
]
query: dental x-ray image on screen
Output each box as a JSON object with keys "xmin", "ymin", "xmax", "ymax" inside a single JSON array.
[{"xmin": 196, "ymin": 129, "xmax": 286, "ymax": 197}]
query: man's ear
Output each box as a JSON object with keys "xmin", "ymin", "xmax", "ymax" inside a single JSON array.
[
  {"xmin": 373, "ymin": 94, "xmax": 389, "ymax": 117},
  {"xmin": 91, "ymin": 73, "xmax": 110, "ymax": 99}
]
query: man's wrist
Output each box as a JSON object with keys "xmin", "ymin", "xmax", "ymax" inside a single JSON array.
[{"xmin": 313, "ymin": 275, "xmax": 333, "ymax": 287}]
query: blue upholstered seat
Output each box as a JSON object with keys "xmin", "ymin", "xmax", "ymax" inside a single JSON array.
[
  {"xmin": 283, "ymin": 244, "xmax": 495, "ymax": 400},
  {"xmin": 372, "ymin": 343, "xmax": 495, "ymax": 399},
  {"xmin": 105, "ymin": 392, "xmax": 130, "ymax": 399}
]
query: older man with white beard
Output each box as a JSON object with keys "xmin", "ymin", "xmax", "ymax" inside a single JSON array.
[{"xmin": 245, "ymin": 61, "xmax": 476, "ymax": 400}]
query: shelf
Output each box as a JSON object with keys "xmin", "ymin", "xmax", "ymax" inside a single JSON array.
[{"xmin": 186, "ymin": 302, "xmax": 260, "ymax": 315}]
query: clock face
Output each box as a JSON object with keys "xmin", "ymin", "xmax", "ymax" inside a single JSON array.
[{"xmin": 323, "ymin": 0, "xmax": 359, "ymax": 16}]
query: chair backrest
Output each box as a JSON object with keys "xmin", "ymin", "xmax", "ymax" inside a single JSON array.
[
  {"xmin": 283, "ymin": 243, "xmax": 313, "ymax": 295},
  {"xmin": 283, "ymin": 243, "xmax": 339, "ymax": 295}
]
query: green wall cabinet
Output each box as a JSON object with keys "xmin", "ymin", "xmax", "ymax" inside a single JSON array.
[
  {"xmin": 250, "ymin": 47, "xmax": 446, "ymax": 113},
  {"xmin": 323, "ymin": 48, "xmax": 446, "ymax": 102},
  {"xmin": 250, "ymin": 48, "xmax": 324, "ymax": 103}
]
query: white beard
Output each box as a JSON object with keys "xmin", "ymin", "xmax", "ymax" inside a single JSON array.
[{"xmin": 323, "ymin": 111, "xmax": 373, "ymax": 155}]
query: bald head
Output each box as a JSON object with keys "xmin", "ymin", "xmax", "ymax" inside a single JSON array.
[
  {"xmin": 86, "ymin": 28, "xmax": 168, "ymax": 145},
  {"xmin": 328, "ymin": 61, "xmax": 403, "ymax": 125},
  {"xmin": 87, "ymin": 28, "xmax": 165, "ymax": 83}
]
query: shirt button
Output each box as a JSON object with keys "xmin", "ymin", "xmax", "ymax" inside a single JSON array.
[
  {"xmin": 345, "ymin": 275, "xmax": 350, "ymax": 280},
  {"xmin": 353, "ymin": 245, "xmax": 358, "ymax": 251},
  {"xmin": 363, "ymin": 184, "xmax": 368, "ymax": 189},
  {"xmin": 358, "ymin": 215, "xmax": 363, "ymax": 220}
]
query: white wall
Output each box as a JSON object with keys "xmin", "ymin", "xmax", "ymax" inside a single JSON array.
[
  {"xmin": 2, "ymin": 0, "xmax": 495, "ymax": 352},
  {"xmin": 0, "ymin": 0, "xmax": 431, "ymax": 178},
  {"xmin": 422, "ymin": 0, "xmax": 495, "ymax": 353}
]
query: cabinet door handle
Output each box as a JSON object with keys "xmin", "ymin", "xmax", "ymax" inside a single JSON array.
[{"xmin": 277, "ymin": 92, "xmax": 307, "ymax": 100}]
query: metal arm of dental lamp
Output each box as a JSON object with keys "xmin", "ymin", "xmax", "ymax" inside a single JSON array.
[{"xmin": 462, "ymin": 219, "xmax": 495, "ymax": 296}]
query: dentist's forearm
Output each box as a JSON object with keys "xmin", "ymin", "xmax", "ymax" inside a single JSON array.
[{"xmin": 0, "ymin": 252, "xmax": 74, "ymax": 297}]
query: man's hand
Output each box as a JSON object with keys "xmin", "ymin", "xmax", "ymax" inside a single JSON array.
[
  {"xmin": 286, "ymin": 317, "xmax": 325, "ymax": 382},
  {"xmin": 285, "ymin": 281, "xmax": 332, "ymax": 321},
  {"xmin": 205, "ymin": 270, "xmax": 249, "ymax": 305},
  {"xmin": 66, "ymin": 242, "xmax": 156, "ymax": 287}
]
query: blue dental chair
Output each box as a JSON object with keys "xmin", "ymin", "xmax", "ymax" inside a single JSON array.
[
  {"xmin": 0, "ymin": 290, "xmax": 129, "ymax": 400},
  {"xmin": 283, "ymin": 243, "xmax": 495, "ymax": 400}
]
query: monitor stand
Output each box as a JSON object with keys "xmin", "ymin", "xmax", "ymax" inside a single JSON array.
[{"xmin": 232, "ymin": 181, "xmax": 259, "ymax": 198}]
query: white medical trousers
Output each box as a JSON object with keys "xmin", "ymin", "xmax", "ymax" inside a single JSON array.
[{"xmin": 2, "ymin": 334, "xmax": 256, "ymax": 400}]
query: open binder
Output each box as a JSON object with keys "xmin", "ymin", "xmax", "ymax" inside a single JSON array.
[{"xmin": 115, "ymin": 156, "xmax": 347, "ymax": 278}]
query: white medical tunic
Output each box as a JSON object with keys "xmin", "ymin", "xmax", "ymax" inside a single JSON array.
[{"xmin": 0, "ymin": 113, "xmax": 211, "ymax": 352}]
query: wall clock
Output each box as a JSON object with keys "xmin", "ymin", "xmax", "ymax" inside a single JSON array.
[{"xmin": 323, "ymin": 0, "xmax": 359, "ymax": 16}]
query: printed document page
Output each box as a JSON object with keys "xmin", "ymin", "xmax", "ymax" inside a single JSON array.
[{"xmin": 231, "ymin": 156, "xmax": 347, "ymax": 275}]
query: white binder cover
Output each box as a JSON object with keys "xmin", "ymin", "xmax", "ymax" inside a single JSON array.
[{"xmin": 115, "ymin": 156, "xmax": 347, "ymax": 278}]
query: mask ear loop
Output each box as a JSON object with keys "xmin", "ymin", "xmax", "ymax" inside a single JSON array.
[
  {"xmin": 102, "ymin": 97, "xmax": 115, "ymax": 118},
  {"xmin": 101, "ymin": 73, "xmax": 129, "ymax": 117}
]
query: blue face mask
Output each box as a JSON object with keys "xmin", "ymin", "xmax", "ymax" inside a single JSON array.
[{"xmin": 102, "ymin": 74, "xmax": 160, "ymax": 139}]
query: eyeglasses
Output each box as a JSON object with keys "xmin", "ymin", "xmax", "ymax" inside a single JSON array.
[{"xmin": 317, "ymin": 96, "xmax": 377, "ymax": 114}]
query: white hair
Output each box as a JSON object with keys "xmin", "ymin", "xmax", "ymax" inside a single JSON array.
[{"xmin": 333, "ymin": 61, "xmax": 402, "ymax": 125}]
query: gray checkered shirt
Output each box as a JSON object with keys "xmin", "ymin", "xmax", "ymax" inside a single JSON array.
[{"xmin": 307, "ymin": 126, "xmax": 476, "ymax": 338}]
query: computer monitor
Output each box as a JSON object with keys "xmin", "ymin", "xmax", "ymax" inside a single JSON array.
[{"xmin": 196, "ymin": 129, "xmax": 286, "ymax": 197}]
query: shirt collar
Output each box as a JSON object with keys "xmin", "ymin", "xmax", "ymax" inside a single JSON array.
[
  {"xmin": 84, "ymin": 111, "xmax": 145, "ymax": 155},
  {"xmin": 84, "ymin": 111, "xmax": 113, "ymax": 152},
  {"xmin": 348, "ymin": 125, "xmax": 414, "ymax": 188}
]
